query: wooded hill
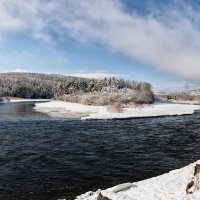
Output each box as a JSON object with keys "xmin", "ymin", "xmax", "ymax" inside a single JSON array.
[{"xmin": 0, "ymin": 73, "xmax": 154, "ymax": 105}]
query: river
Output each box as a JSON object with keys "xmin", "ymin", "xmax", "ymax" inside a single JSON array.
[{"xmin": 0, "ymin": 102, "xmax": 200, "ymax": 200}]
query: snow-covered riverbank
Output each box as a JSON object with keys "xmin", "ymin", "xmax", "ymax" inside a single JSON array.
[
  {"xmin": 76, "ymin": 160, "xmax": 200, "ymax": 200},
  {"xmin": 0, "ymin": 98, "xmax": 51, "ymax": 103},
  {"xmin": 34, "ymin": 100, "xmax": 200, "ymax": 120}
]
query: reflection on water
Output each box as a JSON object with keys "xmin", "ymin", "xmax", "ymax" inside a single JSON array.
[
  {"xmin": 0, "ymin": 103, "xmax": 200, "ymax": 200},
  {"xmin": 0, "ymin": 102, "xmax": 50, "ymax": 120},
  {"xmin": 34, "ymin": 107, "xmax": 88, "ymax": 119}
]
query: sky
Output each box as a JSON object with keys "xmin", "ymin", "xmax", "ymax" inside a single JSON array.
[{"xmin": 1, "ymin": 0, "xmax": 200, "ymax": 91}]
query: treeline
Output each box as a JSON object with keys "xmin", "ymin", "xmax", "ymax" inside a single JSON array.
[
  {"xmin": 0, "ymin": 72, "xmax": 154, "ymax": 104},
  {"xmin": 167, "ymin": 90, "xmax": 200, "ymax": 101}
]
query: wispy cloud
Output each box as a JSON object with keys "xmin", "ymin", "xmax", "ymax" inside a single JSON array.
[{"xmin": 1, "ymin": 0, "xmax": 200, "ymax": 80}]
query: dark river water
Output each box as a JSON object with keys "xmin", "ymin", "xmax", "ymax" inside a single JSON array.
[{"xmin": 0, "ymin": 102, "xmax": 200, "ymax": 200}]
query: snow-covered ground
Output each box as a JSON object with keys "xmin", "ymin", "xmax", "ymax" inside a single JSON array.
[
  {"xmin": 34, "ymin": 100, "xmax": 200, "ymax": 120},
  {"xmin": 76, "ymin": 160, "xmax": 200, "ymax": 200}
]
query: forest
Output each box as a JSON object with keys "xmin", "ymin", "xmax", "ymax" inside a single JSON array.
[{"xmin": 0, "ymin": 73, "xmax": 154, "ymax": 105}]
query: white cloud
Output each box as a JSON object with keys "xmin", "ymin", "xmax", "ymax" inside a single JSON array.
[
  {"xmin": 1, "ymin": 0, "xmax": 200, "ymax": 80},
  {"xmin": 67, "ymin": 72, "xmax": 124, "ymax": 79},
  {"xmin": 3, "ymin": 68, "xmax": 28, "ymax": 73},
  {"xmin": 12, "ymin": 68, "xmax": 28, "ymax": 73}
]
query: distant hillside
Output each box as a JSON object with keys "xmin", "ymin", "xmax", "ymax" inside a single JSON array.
[{"xmin": 0, "ymin": 72, "xmax": 154, "ymax": 105}]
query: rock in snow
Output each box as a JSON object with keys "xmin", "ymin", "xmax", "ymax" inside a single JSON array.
[
  {"xmin": 186, "ymin": 164, "xmax": 200, "ymax": 194},
  {"xmin": 97, "ymin": 193, "xmax": 111, "ymax": 200}
]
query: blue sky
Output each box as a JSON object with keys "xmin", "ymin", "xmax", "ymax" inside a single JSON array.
[{"xmin": 1, "ymin": 0, "xmax": 200, "ymax": 91}]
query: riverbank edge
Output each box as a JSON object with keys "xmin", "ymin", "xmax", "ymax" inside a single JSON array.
[{"xmin": 0, "ymin": 98, "xmax": 51, "ymax": 103}]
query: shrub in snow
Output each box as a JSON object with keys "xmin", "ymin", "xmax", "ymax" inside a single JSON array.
[
  {"xmin": 107, "ymin": 102, "xmax": 123, "ymax": 113},
  {"xmin": 57, "ymin": 88, "xmax": 154, "ymax": 106}
]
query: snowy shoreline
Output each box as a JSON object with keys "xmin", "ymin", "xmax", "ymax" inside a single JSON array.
[
  {"xmin": 76, "ymin": 160, "xmax": 200, "ymax": 200},
  {"xmin": 0, "ymin": 98, "xmax": 51, "ymax": 103},
  {"xmin": 34, "ymin": 100, "xmax": 200, "ymax": 120}
]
